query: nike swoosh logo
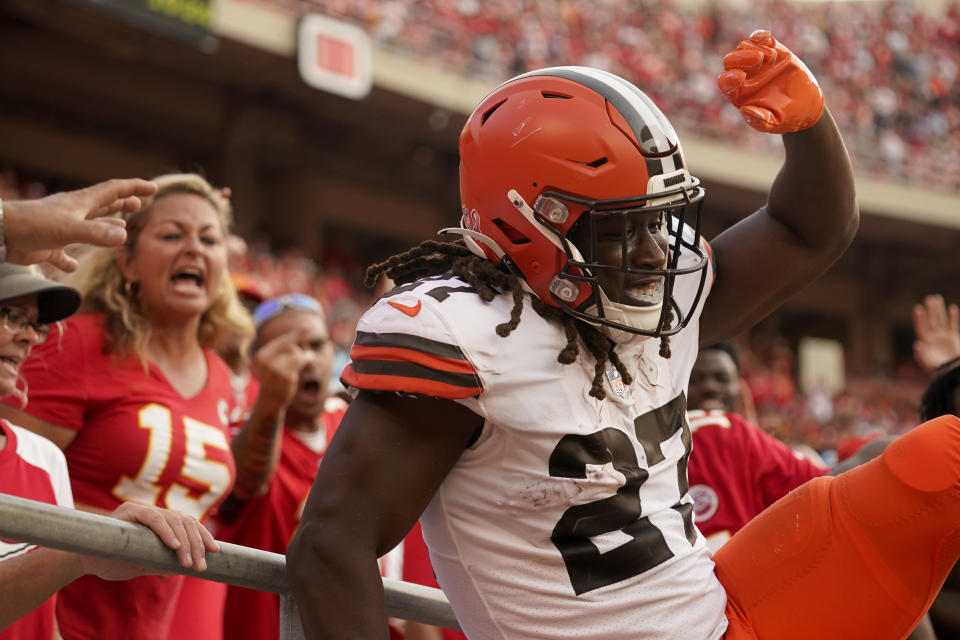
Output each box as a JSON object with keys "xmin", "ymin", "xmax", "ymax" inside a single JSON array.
[{"xmin": 388, "ymin": 300, "xmax": 422, "ymax": 317}]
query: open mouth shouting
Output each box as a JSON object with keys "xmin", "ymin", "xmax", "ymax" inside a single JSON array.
[
  {"xmin": 295, "ymin": 372, "xmax": 325, "ymax": 406},
  {"xmin": 170, "ymin": 266, "xmax": 206, "ymax": 295}
]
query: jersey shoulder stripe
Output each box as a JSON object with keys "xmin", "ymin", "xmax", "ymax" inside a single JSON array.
[
  {"xmin": 342, "ymin": 330, "xmax": 483, "ymax": 399},
  {"xmin": 355, "ymin": 330, "xmax": 471, "ymax": 362}
]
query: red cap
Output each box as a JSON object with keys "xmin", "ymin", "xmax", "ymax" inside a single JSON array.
[{"xmin": 231, "ymin": 272, "xmax": 268, "ymax": 304}]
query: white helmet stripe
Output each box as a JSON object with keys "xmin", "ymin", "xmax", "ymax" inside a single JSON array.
[
  {"xmin": 585, "ymin": 67, "xmax": 682, "ymax": 179},
  {"xmin": 584, "ymin": 66, "xmax": 679, "ymax": 142},
  {"xmin": 516, "ymin": 66, "xmax": 678, "ymax": 175}
]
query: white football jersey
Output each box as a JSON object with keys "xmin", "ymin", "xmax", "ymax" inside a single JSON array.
[{"xmin": 343, "ymin": 228, "xmax": 727, "ymax": 639}]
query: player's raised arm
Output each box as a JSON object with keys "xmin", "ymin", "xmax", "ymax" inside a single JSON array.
[{"xmin": 700, "ymin": 30, "xmax": 858, "ymax": 347}]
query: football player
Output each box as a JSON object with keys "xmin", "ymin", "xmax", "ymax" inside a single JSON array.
[{"xmin": 289, "ymin": 31, "xmax": 960, "ymax": 639}]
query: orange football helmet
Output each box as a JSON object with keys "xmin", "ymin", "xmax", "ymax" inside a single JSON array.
[{"xmin": 453, "ymin": 66, "xmax": 708, "ymax": 338}]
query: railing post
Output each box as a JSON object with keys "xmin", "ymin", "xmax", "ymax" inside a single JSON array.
[{"xmin": 279, "ymin": 592, "xmax": 306, "ymax": 640}]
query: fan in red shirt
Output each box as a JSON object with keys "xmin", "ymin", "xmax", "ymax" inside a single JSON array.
[
  {"xmin": 216, "ymin": 293, "xmax": 345, "ymax": 640},
  {"xmin": 0, "ymin": 174, "xmax": 255, "ymax": 640},
  {"xmin": 686, "ymin": 343, "xmax": 827, "ymax": 550}
]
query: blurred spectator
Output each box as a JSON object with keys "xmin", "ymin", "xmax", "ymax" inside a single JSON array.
[
  {"xmin": 687, "ymin": 344, "xmax": 827, "ymax": 551},
  {"xmin": 217, "ymin": 293, "xmax": 345, "ymax": 640},
  {"xmin": 216, "ymin": 292, "xmax": 461, "ymax": 639},
  {"xmin": 231, "ymin": 272, "xmax": 269, "ymax": 314},
  {"xmin": 910, "ymin": 293, "xmax": 960, "ymax": 638},
  {"xmin": 913, "ymin": 293, "xmax": 960, "ymax": 376},
  {"xmin": 686, "ymin": 341, "xmax": 757, "ymax": 424},
  {"xmin": 230, "ymin": 243, "xmax": 378, "ymax": 393}
]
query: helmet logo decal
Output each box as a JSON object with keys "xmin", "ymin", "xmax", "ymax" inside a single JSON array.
[
  {"xmin": 513, "ymin": 123, "xmax": 543, "ymax": 146},
  {"xmin": 461, "ymin": 207, "xmax": 482, "ymax": 232}
]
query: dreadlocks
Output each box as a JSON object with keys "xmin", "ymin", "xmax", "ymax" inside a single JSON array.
[
  {"xmin": 366, "ymin": 238, "xmax": 644, "ymax": 400},
  {"xmin": 919, "ymin": 364, "xmax": 960, "ymax": 422}
]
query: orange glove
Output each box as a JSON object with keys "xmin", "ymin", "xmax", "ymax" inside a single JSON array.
[{"xmin": 717, "ymin": 29, "xmax": 824, "ymax": 134}]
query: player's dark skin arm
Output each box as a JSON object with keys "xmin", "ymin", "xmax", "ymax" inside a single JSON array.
[
  {"xmin": 287, "ymin": 391, "xmax": 482, "ymax": 639},
  {"xmin": 700, "ymin": 108, "xmax": 858, "ymax": 347}
]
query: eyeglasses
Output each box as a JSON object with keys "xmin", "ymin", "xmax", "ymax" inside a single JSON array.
[
  {"xmin": 0, "ymin": 307, "xmax": 51, "ymax": 341},
  {"xmin": 252, "ymin": 293, "xmax": 324, "ymax": 329}
]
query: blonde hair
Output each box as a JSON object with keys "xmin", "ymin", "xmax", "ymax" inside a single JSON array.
[{"xmin": 68, "ymin": 173, "xmax": 253, "ymax": 363}]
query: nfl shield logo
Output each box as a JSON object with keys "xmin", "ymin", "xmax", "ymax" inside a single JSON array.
[{"xmin": 606, "ymin": 367, "xmax": 627, "ymax": 397}]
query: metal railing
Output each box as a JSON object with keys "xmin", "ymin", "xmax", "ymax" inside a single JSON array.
[{"xmin": 0, "ymin": 493, "xmax": 461, "ymax": 637}]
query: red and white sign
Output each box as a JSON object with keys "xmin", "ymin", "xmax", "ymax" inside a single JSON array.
[{"xmin": 297, "ymin": 14, "xmax": 372, "ymax": 100}]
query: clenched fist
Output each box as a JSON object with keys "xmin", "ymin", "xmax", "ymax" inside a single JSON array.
[{"xmin": 718, "ymin": 30, "xmax": 824, "ymax": 134}]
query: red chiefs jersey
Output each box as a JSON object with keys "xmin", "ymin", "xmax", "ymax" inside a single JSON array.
[
  {"xmin": 686, "ymin": 410, "xmax": 826, "ymax": 550},
  {"xmin": 167, "ymin": 376, "xmax": 262, "ymax": 640},
  {"xmin": 218, "ymin": 399, "xmax": 346, "ymax": 640},
  {"xmin": 0, "ymin": 419, "xmax": 73, "ymax": 640},
  {"xmin": 4, "ymin": 313, "xmax": 238, "ymax": 640}
]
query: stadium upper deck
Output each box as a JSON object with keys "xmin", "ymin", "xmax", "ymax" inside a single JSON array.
[
  {"xmin": 233, "ymin": 0, "xmax": 960, "ymax": 192},
  {"xmin": 202, "ymin": 0, "xmax": 960, "ymax": 231}
]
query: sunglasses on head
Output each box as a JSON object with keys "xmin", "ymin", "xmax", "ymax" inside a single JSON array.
[{"xmin": 252, "ymin": 293, "xmax": 324, "ymax": 329}]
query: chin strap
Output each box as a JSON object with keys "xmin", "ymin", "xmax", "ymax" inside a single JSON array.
[{"xmin": 587, "ymin": 285, "xmax": 666, "ymax": 339}]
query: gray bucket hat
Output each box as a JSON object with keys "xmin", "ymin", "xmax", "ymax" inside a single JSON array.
[{"xmin": 0, "ymin": 264, "xmax": 81, "ymax": 323}]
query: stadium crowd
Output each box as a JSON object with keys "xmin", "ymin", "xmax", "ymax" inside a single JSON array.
[{"xmin": 267, "ymin": 0, "xmax": 960, "ymax": 189}]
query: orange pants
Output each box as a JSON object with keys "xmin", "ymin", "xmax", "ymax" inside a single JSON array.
[{"xmin": 714, "ymin": 415, "xmax": 960, "ymax": 640}]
